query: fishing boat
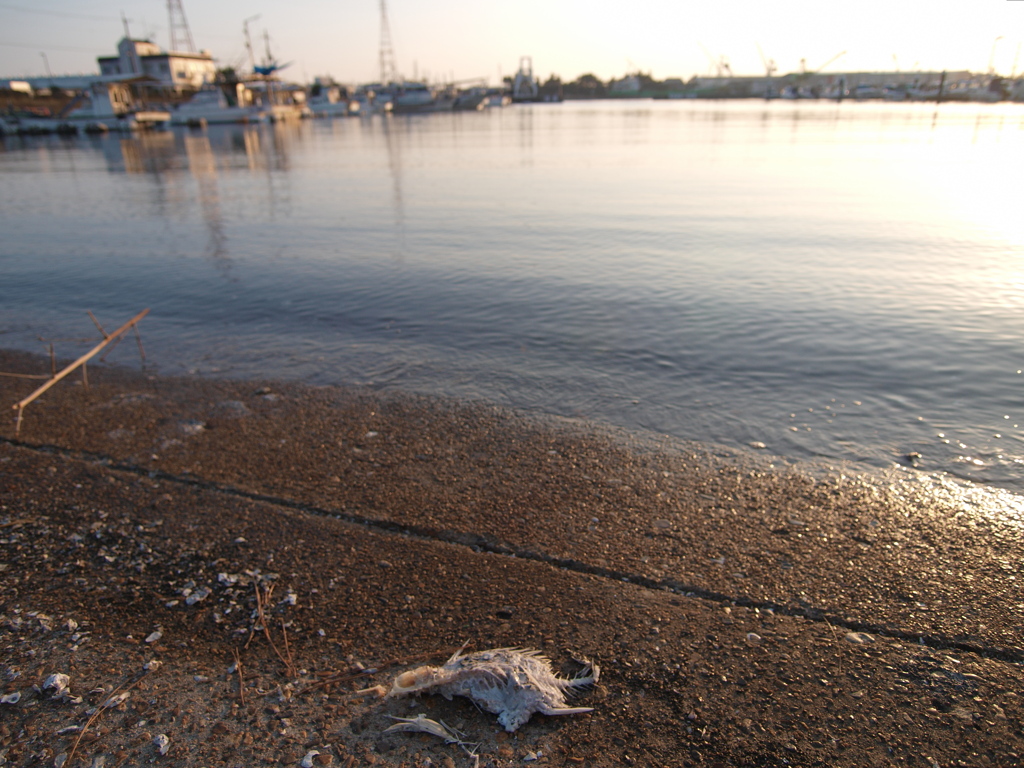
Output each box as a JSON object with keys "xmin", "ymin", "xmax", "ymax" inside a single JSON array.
[
  {"xmin": 389, "ymin": 82, "xmax": 439, "ymax": 113},
  {"xmin": 307, "ymin": 83, "xmax": 359, "ymax": 117},
  {"xmin": 171, "ymin": 86, "xmax": 261, "ymax": 125}
]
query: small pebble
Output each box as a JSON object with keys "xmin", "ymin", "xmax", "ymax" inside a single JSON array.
[
  {"xmin": 145, "ymin": 630, "xmax": 163, "ymax": 644},
  {"xmin": 745, "ymin": 632, "xmax": 762, "ymax": 645}
]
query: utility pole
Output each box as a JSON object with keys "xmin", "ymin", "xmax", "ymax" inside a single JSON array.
[{"xmin": 40, "ymin": 51, "xmax": 52, "ymax": 80}]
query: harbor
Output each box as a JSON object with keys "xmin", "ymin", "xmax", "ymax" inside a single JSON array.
[
  {"xmin": 3, "ymin": 0, "xmax": 1023, "ymax": 136},
  {"xmin": 2, "ymin": 3, "xmax": 1024, "ymax": 766}
]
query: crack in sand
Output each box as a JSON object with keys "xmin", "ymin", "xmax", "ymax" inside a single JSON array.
[{"xmin": 6, "ymin": 435, "xmax": 1023, "ymax": 665}]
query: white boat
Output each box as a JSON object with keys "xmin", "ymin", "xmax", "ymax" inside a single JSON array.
[
  {"xmin": 484, "ymin": 91, "xmax": 512, "ymax": 108},
  {"xmin": 6, "ymin": 77, "xmax": 169, "ymax": 134},
  {"xmin": 452, "ymin": 87, "xmax": 488, "ymax": 111},
  {"xmin": 307, "ymin": 85, "xmax": 359, "ymax": 117},
  {"xmin": 390, "ymin": 82, "xmax": 440, "ymax": 113},
  {"xmin": 170, "ymin": 87, "xmax": 262, "ymax": 125}
]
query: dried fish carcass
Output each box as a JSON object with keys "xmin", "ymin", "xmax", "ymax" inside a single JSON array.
[{"xmin": 387, "ymin": 644, "xmax": 599, "ymax": 732}]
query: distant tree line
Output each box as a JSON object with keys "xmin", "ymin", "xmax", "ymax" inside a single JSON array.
[{"xmin": 504, "ymin": 71, "xmax": 689, "ymax": 100}]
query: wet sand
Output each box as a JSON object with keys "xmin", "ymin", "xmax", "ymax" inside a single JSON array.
[{"xmin": 1, "ymin": 348, "xmax": 1021, "ymax": 767}]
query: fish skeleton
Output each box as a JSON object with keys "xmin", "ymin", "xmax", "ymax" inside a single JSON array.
[{"xmin": 387, "ymin": 644, "xmax": 599, "ymax": 732}]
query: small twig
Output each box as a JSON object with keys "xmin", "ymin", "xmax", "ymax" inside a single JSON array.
[
  {"xmin": 133, "ymin": 323, "xmax": 146, "ymax": 361},
  {"xmin": 99, "ymin": 333, "xmax": 125, "ymax": 363},
  {"xmin": 252, "ymin": 582, "xmax": 296, "ymax": 677},
  {"xmin": 86, "ymin": 310, "xmax": 109, "ymax": 339},
  {"xmin": 0, "ymin": 519, "xmax": 34, "ymax": 528},
  {"xmin": 281, "ymin": 619, "xmax": 296, "ymax": 678},
  {"xmin": 0, "ymin": 372, "xmax": 50, "ymax": 380},
  {"xmin": 298, "ymin": 668, "xmax": 375, "ymax": 696},
  {"xmin": 232, "ymin": 647, "xmax": 246, "ymax": 706},
  {"xmin": 66, "ymin": 668, "xmax": 154, "ymax": 768},
  {"xmin": 11, "ymin": 309, "xmax": 149, "ymax": 436}
]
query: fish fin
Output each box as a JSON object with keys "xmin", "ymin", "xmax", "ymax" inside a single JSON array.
[{"xmin": 444, "ymin": 640, "xmax": 471, "ymax": 666}]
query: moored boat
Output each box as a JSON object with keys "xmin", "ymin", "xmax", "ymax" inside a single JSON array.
[{"xmin": 170, "ymin": 86, "xmax": 262, "ymax": 125}]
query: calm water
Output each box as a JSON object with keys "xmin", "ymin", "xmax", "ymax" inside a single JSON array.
[{"xmin": 3, "ymin": 100, "xmax": 1024, "ymax": 493}]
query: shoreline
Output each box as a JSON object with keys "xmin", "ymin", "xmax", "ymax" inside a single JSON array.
[{"xmin": 1, "ymin": 349, "xmax": 1022, "ymax": 766}]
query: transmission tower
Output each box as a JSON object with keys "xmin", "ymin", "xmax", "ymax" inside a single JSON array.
[
  {"xmin": 167, "ymin": 0, "xmax": 196, "ymax": 53},
  {"xmin": 379, "ymin": 0, "xmax": 397, "ymax": 84}
]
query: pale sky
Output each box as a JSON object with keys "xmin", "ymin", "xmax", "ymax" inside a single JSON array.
[{"xmin": 1, "ymin": 0, "xmax": 1022, "ymax": 85}]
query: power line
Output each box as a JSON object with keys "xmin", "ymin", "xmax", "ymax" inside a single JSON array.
[
  {"xmin": 0, "ymin": 39, "xmax": 102, "ymax": 52},
  {"xmin": 0, "ymin": 3, "xmax": 114, "ymax": 22}
]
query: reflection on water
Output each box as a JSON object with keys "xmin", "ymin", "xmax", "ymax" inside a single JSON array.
[
  {"xmin": 183, "ymin": 134, "xmax": 227, "ymax": 264},
  {"xmin": 380, "ymin": 117, "xmax": 405, "ymax": 228},
  {"xmin": 3, "ymin": 100, "xmax": 1024, "ymax": 499},
  {"xmin": 108, "ymin": 132, "xmax": 178, "ymax": 174}
]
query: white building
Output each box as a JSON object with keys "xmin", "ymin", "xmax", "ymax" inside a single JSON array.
[{"xmin": 98, "ymin": 37, "xmax": 216, "ymax": 91}]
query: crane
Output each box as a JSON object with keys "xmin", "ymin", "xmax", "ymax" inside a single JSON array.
[
  {"xmin": 813, "ymin": 50, "xmax": 846, "ymax": 74},
  {"xmin": 757, "ymin": 45, "xmax": 776, "ymax": 77},
  {"xmin": 698, "ymin": 43, "xmax": 731, "ymax": 77}
]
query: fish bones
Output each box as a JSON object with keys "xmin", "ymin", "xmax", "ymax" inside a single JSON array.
[{"xmin": 387, "ymin": 644, "xmax": 599, "ymax": 732}]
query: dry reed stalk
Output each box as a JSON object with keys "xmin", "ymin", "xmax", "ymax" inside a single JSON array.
[
  {"xmin": 0, "ymin": 372, "xmax": 50, "ymax": 380},
  {"xmin": 65, "ymin": 667, "xmax": 154, "ymax": 768},
  {"xmin": 11, "ymin": 309, "xmax": 149, "ymax": 435},
  {"xmin": 280, "ymin": 619, "xmax": 296, "ymax": 678},
  {"xmin": 232, "ymin": 647, "xmax": 247, "ymax": 706},
  {"xmin": 251, "ymin": 582, "xmax": 297, "ymax": 678}
]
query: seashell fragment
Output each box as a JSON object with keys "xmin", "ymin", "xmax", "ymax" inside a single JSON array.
[
  {"xmin": 44, "ymin": 673, "xmax": 71, "ymax": 697},
  {"xmin": 387, "ymin": 644, "xmax": 599, "ymax": 732},
  {"xmin": 844, "ymin": 631, "xmax": 875, "ymax": 645},
  {"xmin": 153, "ymin": 733, "xmax": 170, "ymax": 755},
  {"xmin": 0, "ymin": 692, "xmax": 21, "ymax": 705},
  {"xmin": 186, "ymin": 586, "xmax": 212, "ymax": 605},
  {"xmin": 102, "ymin": 691, "xmax": 130, "ymax": 709}
]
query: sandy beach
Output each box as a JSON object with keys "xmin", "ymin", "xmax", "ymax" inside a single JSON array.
[{"xmin": 1, "ymin": 348, "xmax": 1021, "ymax": 767}]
